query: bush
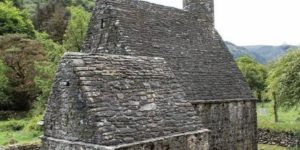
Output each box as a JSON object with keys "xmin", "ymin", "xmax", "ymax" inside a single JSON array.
[
  {"xmin": 0, "ymin": 0, "xmax": 34, "ymax": 36},
  {"xmin": 0, "ymin": 119, "xmax": 26, "ymax": 131},
  {"xmin": 267, "ymin": 50, "xmax": 300, "ymax": 110},
  {"xmin": 63, "ymin": 6, "xmax": 91, "ymax": 51},
  {"xmin": 0, "ymin": 59, "xmax": 10, "ymax": 109},
  {"xmin": 31, "ymin": 32, "xmax": 65, "ymax": 115},
  {"xmin": 0, "ymin": 34, "xmax": 46, "ymax": 111},
  {"xmin": 23, "ymin": 115, "xmax": 43, "ymax": 132},
  {"xmin": 237, "ymin": 56, "xmax": 267, "ymax": 101},
  {"xmin": 0, "ymin": 115, "xmax": 43, "ymax": 146}
]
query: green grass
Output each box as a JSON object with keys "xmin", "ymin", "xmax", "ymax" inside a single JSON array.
[
  {"xmin": 257, "ymin": 102, "xmax": 300, "ymax": 133},
  {"xmin": 258, "ymin": 144, "xmax": 299, "ymax": 150},
  {"xmin": 0, "ymin": 130, "xmax": 41, "ymax": 146},
  {"xmin": 0, "ymin": 115, "xmax": 43, "ymax": 147}
]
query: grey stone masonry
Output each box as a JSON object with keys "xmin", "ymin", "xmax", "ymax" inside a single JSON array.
[
  {"xmin": 192, "ymin": 100, "xmax": 258, "ymax": 150},
  {"xmin": 81, "ymin": 0, "xmax": 253, "ymax": 101},
  {"xmin": 44, "ymin": 0, "xmax": 258, "ymax": 149},
  {"xmin": 183, "ymin": 0, "xmax": 214, "ymax": 26},
  {"xmin": 43, "ymin": 130, "xmax": 210, "ymax": 150},
  {"xmin": 43, "ymin": 52, "xmax": 206, "ymax": 148}
]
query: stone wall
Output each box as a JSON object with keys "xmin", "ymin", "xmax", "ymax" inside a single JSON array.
[
  {"xmin": 3, "ymin": 143, "xmax": 41, "ymax": 150},
  {"xmin": 42, "ymin": 137, "xmax": 113, "ymax": 150},
  {"xmin": 116, "ymin": 130, "xmax": 210, "ymax": 150},
  {"xmin": 258, "ymin": 129, "xmax": 300, "ymax": 147},
  {"xmin": 193, "ymin": 99, "xmax": 257, "ymax": 150},
  {"xmin": 42, "ymin": 130, "xmax": 210, "ymax": 150}
]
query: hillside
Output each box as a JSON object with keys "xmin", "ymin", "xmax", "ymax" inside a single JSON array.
[
  {"xmin": 244, "ymin": 45, "xmax": 297, "ymax": 63},
  {"xmin": 225, "ymin": 42, "xmax": 265, "ymax": 63},
  {"xmin": 225, "ymin": 42, "xmax": 297, "ymax": 64}
]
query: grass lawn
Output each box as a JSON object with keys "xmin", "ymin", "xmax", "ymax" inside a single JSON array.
[
  {"xmin": 0, "ymin": 115, "xmax": 43, "ymax": 148},
  {"xmin": 0, "ymin": 130, "xmax": 41, "ymax": 146},
  {"xmin": 257, "ymin": 101, "xmax": 300, "ymax": 133},
  {"xmin": 258, "ymin": 144, "xmax": 300, "ymax": 150}
]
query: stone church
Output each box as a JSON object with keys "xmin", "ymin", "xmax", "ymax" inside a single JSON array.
[{"xmin": 42, "ymin": 0, "xmax": 258, "ymax": 149}]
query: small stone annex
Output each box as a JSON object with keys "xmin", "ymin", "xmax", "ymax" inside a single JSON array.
[{"xmin": 42, "ymin": 0, "xmax": 258, "ymax": 150}]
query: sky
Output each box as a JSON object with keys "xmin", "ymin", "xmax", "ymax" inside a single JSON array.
[{"xmin": 144, "ymin": 0, "xmax": 300, "ymax": 46}]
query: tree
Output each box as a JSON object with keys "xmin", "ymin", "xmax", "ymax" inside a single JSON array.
[
  {"xmin": 69, "ymin": 0, "xmax": 95, "ymax": 12},
  {"xmin": 0, "ymin": 59, "xmax": 10, "ymax": 109},
  {"xmin": 31, "ymin": 0, "xmax": 94, "ymax": 43},
  {"xmin": 10, "ymin": 0, "xmax": 24, "ymax": 8},
  {"xmin": 33, "ymin": 32, "xmax": 65, "ymax": 114},
  {"xmin": 0, "ymin": 34, "xmax": 45, "ymax": 111},
  {"xmin": 63, "ymin": 6, "xmax": 91, "ymax": 51},
  {"xmin": 267, "ymin": 50, "xmax": 300, "ymax": 110},
  {"xmin": 33, "ymin": 0, "xmax": 69, "ymax": 43},
  {"xmin": 237, "ymin": 56, "xmax": 268, "ymax": 101},
  {"xmin": 0, "ymin": 0, "xmax": 34, "ymax": 36},
  {"xmin": 21, "ymin": 0, "xmax": 48, "ymax": 17}
]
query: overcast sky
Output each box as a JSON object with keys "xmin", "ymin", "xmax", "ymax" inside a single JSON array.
[{"xmin": 144, "ymin": 0, "xmax": 300, "ymax": 46}]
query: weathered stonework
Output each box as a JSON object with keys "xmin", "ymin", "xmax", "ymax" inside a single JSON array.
[
  {"xmin": 43, "ymin": 130, "xmax": 210, "ymax": 150},
  {"xmin": 42, "ymin": 53, "xmax": 209, "ymax": 149},
  {"xmin": 192, "ymin": 100, "xmax": 257, "ymax": 150},
  {"xmin": 79, "ymin": 0, "xmax": 257, "ymax": 149},
  {"xmin": 82, "ymin": 0, "xmax": 253, "ymax": 101},
  {"xmin": 3, "ymin": 143, "xmax": 41, "ymax": 150},
  {"xmin": 43, "ymin": 0, "xmax": 257, "ymax": 149},
  {"xmin": 183, "ymin": 0, "xmax": 214, "ymax": 30},
  {"xmin": 258, "ymin": 129, "xmax": 300, "ymax": 147}
]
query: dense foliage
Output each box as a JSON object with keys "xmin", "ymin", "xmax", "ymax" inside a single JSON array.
[
  {"xmin": 33, "ymin": 32, "xmax": 65, "ymax": 114},
  {"xmin": 0, "ymin": 34, "xmax": 45, "ymax": 111},
  {"xmin": 33, "ymin": 0, "xmax": 69, "ymax": 43},
  {"xmin": 267, "ymin": 50, "xmax": 300, "ymax": 110},
  {"xmin": 63, "ymin": 6, "xmax": 91, "ymax": 51},
  {"xmin": 0, "ymin": 0, "xmax": 93, "ymax": 112},
  {"xmin": 68, "ymin": 0, "xmax": 95, "ymax": 12},
  {"xmin": 0, "ymin": 59, "xmax": 9, "ymax": 109},
  {"xmin": 237, "ymin": 56, "xmax": 267, "ymax": 101},
  {"xmin": 0, "ymin": 0, "xmax": 34, "ymax": 36}
]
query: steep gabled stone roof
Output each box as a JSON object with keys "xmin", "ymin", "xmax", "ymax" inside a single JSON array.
[
  {"xmin": 82, "ymin": 0, "xmax": 253, "ymax": 101},
  {"xmin": 44, "ymin": 53, "xmax": 203, "ymax": 146}
]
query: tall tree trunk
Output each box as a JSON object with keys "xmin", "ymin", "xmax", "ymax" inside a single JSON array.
[
  {"xmin": 273, "ymin": 92, "xmax": 279, "ymax": 122},
  {"xmin": 258, "ymin": 91, "xmax": 264, "ymax": 107}
]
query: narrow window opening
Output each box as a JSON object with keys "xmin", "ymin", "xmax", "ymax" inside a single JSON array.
[
  {"xmin": 101, "ymin": 19, "xmax": 105, "ymax": 29},
  {"xmin": 61, "ymin": 81, "xmax": 70, "ymax": 86}
]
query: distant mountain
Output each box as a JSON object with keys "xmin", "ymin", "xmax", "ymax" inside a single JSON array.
[
  {"xmin": 243, "ymin": 45, "xmax": 297, "ymax": 63},
  {"xmin": 225, "ymin": 41, "xmax": 298, "ymax": 64},
  {"xmin": 225, "ymin": 42, "xmax": 265, "ymax": 63}
]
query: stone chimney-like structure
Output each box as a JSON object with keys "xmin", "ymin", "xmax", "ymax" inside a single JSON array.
[{"xmin": 183, "ymin": 0, "xmax": 214, "ymax": 27}]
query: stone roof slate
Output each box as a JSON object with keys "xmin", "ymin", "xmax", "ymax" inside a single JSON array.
[
  {"xmin": 82, "ymin": 0, "xmax": 254, "ymax": 101},
  {"xmin": 44, "ymin": 53, "xmax": 203, "ymax": 146}
]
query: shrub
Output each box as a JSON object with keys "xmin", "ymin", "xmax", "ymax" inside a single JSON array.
[
  {"xmin": 0, "ymin": 59, "xmax": 10, "ymax": 109},
  {"xmin": 23, "ymin": 115, "xmax": 43, "ymax": 132},
  {"xmin": 0, "ymin": 119, "xmax": 26, "ymax": 131},
  {"xmin": 0, "ymin": 34, "xmax": 46, "ymax": 111},
  {"xmin": 0, "ymin": 0, "xmax": 34, "ymax": 36}
]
